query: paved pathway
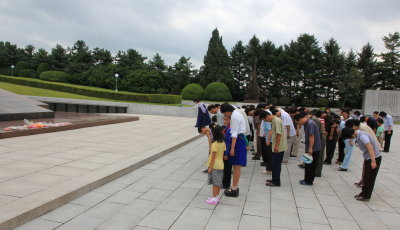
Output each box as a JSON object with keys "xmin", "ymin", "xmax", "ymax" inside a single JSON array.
[
  {"xmin": 0, "ymin": 114, "xmax": 198, "ymax": 229},
  {"xmin": 13, "ymin": 126, "xmax": 400, "ymax": 230}
]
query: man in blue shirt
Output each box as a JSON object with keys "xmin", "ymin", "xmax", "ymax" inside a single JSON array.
[
  {"xmin": 379, "ymin": 111, "xmax": 394, "ymax": 152},
  {"xmin": 294, "ymin": 112, "xmax": 321, "ymax": 186}
]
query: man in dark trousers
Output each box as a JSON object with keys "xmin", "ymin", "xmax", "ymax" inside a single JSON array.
[
  {"xmin": 294, "ymin": 112, "xmax": 321, "ymax": 185},
  {"xmin": 379, "ymin": 111, "xmax": 394, "ymax": 152}
]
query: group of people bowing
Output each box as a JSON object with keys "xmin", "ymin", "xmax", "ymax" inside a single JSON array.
[{"xmin": 193, "ymin": 100, "xmax": 393, "ymax": 205}]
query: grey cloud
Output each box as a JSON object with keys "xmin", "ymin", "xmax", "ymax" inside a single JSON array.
[{"xmin": 0, "ymin": 0, "xmax": 399, "ymax": 67}]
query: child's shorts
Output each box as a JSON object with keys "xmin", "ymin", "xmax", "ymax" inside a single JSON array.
[{"xmin": 207, "ymin": 169, "xmax": 224, "ymax": 187}]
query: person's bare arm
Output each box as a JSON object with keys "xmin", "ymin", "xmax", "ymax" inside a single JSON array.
[
  {"xmin": 274, "ymin": 133, "xmax": 281, "ymax": 152},
  {"xmin": 308, "ymin": 134, "xmax": 314, "ymax": 154},
  {"xmin": 208, "ymin": 151, "xmax": 216, "ymax": 173},
  {"xmin": 286, "ymin": 125, "xmax": 290, "ymax": 138},
  {"xmin": 365, "ymin": 142, "xmax": 377, "ymax": 169},
  {"xmin": 267, "ymin": 130, "xmax": 272, "ymax": 146},
  {"xmin": 206, "ymin": 131, "xmax": 212, "ymax": 152},
  {"xmin": 230, "ymin": 138, "xmax": 237, "ymax": 156}
]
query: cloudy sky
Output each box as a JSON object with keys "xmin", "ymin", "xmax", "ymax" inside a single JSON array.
[{"xmin": 1, "ymin": 0, "xmax": 399, "ymax": 67}]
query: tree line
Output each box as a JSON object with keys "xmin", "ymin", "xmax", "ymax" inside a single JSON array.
[{"xmin": 0, "ymin": 29, "xmax": 399, "ymax": 108}]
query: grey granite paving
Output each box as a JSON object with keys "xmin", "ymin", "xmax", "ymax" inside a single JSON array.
[{"xmin": 13, "ymin": 125, "xmax": 400, "ymax": 230}]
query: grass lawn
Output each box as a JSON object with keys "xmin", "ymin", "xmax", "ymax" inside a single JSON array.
[{"xmin": 0, "ymin": 82, "xmax": 190, "ymax": 107}]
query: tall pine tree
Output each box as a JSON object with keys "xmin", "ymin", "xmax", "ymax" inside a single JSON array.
[
  {"xmin": 230, "ymin": 40, "xmax": 247, "ymax": 100},
  {"xmin": 200, "ymin": 28, "xmax": 233, "ymax": 93}
]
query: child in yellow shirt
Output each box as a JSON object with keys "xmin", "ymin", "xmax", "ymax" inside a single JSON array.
[{"xmin": 206, "ymin": 125, "xmax": 226, "ymax": 205}]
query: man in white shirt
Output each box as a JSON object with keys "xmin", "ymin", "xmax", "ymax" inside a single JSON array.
[
  {"xmin": 220, "ymin": 103, "xmax": 247, "ymax": 198},
  {"xmin": 207, "ymin": 104, "xmax": 224, "ymax": 127}
]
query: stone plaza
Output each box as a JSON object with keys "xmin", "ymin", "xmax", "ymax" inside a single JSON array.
[{"xmin": 2, "ymin": 115, "xmax": 399, "ymax": 230}]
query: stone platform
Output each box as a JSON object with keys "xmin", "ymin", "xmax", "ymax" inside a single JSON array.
[
  {"xmin": 0, "ymin": 89, "xmax": 54, "ymax": 121},
  {"xmin": 0, "ymin": 114, "xmax": 198, "ymax": 230},
  {"xmin": 0, "ymin": 112, "xmax": 139, "ymax": 139}
]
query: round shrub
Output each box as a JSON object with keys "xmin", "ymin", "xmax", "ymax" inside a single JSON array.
[
  {"xmin": 268, "ymin": 97, "xmax": 278, "ymax": 105},
  {"xmin": 181, "ymin": 83, "xmax": 204, "ymax": 100},
  {"xmin": 37, "ymin": 63, "xmax": 51, "ymax": 74},
  {"xmin": 204, "ymin": 82, "xmax": 232, "ymax": 101},
  {"xmin": 302, "ymin": 98, "xmax": 314, "ymax": 107},
  {"xmin": 39, "ymin": 71, "xmax": 70, "ymax": 82},
  {"xmin": 15, "ymin": 61, "xmax": 30, "ymax": 75},
  {"xmin": 18, "ymin": 69, "xmax": 38, "ymax": 78},
  {"xmin": 315, "ymin": 98, "xmax": 329, "ymax": 107},
  {"xmin": 279, "ymin": 96, "xmax": 290, "ymax": 106}
]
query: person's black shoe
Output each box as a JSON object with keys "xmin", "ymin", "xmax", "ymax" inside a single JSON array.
[
  {"xmin": 224, "ymin": 188, "xmax": 239, "ymax": 197},
  {"xmin": 252, "ymin": 156, "xmax": 260, "ymax": 160},
  {"xmin": 260, "ymin": 162, "xmax": 266, "ymax": 166},
  {"xmin": 323, "ymin": 161, "xmax": 331, "ymax": 165},
  {"xmin": 337, "ymin": 167, "xmax": 348, "ymax": 172},
  {"xmin": 290, "ymin": 154, "xmax": 297, "ymax": 157},
  {"xmin": 299, "ymin": 180, "xmax": 313, "ymax": 186},
  {"xmin": 202, "ymin": 169, "xmax": 208, "ymax": 173},
  {"xmin": 298, "ymin": 164, "xmax": 305, "ymax": 169},
  {"xmin": 382, "ymin": 151, "xmax": 389, "ymax": 153}
]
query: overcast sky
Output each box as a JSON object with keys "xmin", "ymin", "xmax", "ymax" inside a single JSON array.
[{"xmin": 1, "ymin": 0, "xmax": 399, "ymax": 67}]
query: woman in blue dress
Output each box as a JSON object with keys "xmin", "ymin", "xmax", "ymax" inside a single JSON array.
[{"xmin": 220, "ymin": 103, "xmax": 247, "ymax": 197}]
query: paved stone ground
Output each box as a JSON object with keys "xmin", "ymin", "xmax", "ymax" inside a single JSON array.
[
  {"xmin": 0, "ymin": 114, "xmax": 198, "ymax": 229},
  {"xmin": 13, "ymin": 126, "xmax": 400, "ymax": 230}
]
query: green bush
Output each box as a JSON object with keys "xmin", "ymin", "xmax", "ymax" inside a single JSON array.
[
  {"xmin": 204, "ymin": 82, "xmax": 232, "ymax": 101},
  {"xmin": 18, "ymin": 69, "xmax": 38, "ymax": 78},
  {"xmin": 40, "ymin": 71, "xmax": 70, "ymax": 82},
  {"xmin": 279, "ymin": 96, "xmax": 290, "ymax": 106},
  {"xmin": 37, "ymin": 63, "xmax": 51, "ymax": 74},
  {"xmin": 0, "ymin": 75, "xmax": 181, "ymax": 104},
  {"xmin": 0, "ymin": 67, "xmax": 12, "ymax": 76},
  {"xmin": 268, "ymin": 97, "xmax": 278, "ymax": 105},
  {"xmin": 315, "ymin": 98, "xmax": 329, "ymax": 107},
  {"xmin": 181, "ymin": 83, "xmax": 204, "ymax": 100},
  {"xmin": 302, "ymin": 98, "xmax": 314, "ymax": 107},
  {"xmin": 15, "ymin": 61, "xmax": 30, "ymax": 75}
]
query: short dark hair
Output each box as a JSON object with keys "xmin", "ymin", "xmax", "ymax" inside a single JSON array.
[
  {"xmin": 376, "ymin": 118, "xmax": 384, "ymax": 124},
  {"xmin": 373, "ymin": 111, "xmax": 379, "ymax": 114},
  {"xmin": 294, "ymin": 112, "xmax": 308, "ymax": 121},
  {"xmin": 215, "ymin": 104, "xmax": 220, "ymax": 107},
  {"xmin": 220, "ymin": 103, "xmax": 235, "ymax": 113},
  {"xmin": 207, "ymin": 104, "xmax": 216, "ymax": 111},
  {"xmin": 254, "ymin": 108, "xmax": 264, "ymax": 117},
  {"xmin": 341, "ymin": 127, "xmax": 355, "ymax": 139},
  {"xmin": 193, "ymin": 99, "xmax": 200, "ymax": 103},
  {"xmin": 256, "ymin": 103, "xmax": 266, "ymax": 109},
  {"xmin": 298, "ymin": 107, "xmax": 306, "ymax": 112},
  {"xmin": 260, "ymin": 110, "xmax": 271, "ymax": 119},
  {"xmin": 211, "ymin": 115, "xmax": 217, "ymax": 123},
  {"xmin": 212, "ymin": 125, "xmax": 224, "ymax": 143},
  {"xmin": 379, "ymin": 111, "xmax": 387, "ymax": 117},
  {"xmin": 315, "ymin": 110, "xmax": 325, "ymax": 118},
  {"xmin": 360, "ymin": 116, "xmax": 366, "ymax": 122},
  {"xmin": 245, "ymin": 107, "xmax": 255, "ymax": 115},
  {"xmin": 354, "ymin": 111, "xmax": 361, "ymax": 116},
  {"xmin": 345, "ymin": 119, "xmax": 360, "ymax": 128}
]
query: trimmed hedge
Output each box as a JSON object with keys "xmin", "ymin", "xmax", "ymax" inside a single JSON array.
[
  {"xmin": 15, "ymin": 61, "xmax": 30, "ymax": 75},
  {"xmin": 315, "ymin": 98, "xmax": 329, "ymax": 107},
  {"xmin": 0, "ymin": 75, "xmax": 181, "ymax": 104},
  {"xmin": 204, "ymin": 82, "xmax": 232, "ymax": 101},
  {"xmin": 40, "ymin": 71, "xmax": 70, "ymax": 82},
  {"xmin": 37, "ymin": 63, "xmax": 51, "ymax": 74},
  {"xmin": 279, "ymin": 96, "xmax": 290, "ymax": 106},
  {"xmin": 18, "ymin": 69, "xmax": 38, "ymax": 78},
  {"xmin": 181, "ymin": 83, "xmax": 204, "ymax": 100},
  {"xmin": 302, "ymin": 98, "xmax": 314, "ymax": 107},
  {"xmin": 268, "ymin": 97, "xmax": 278, "ymax": 105}
]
